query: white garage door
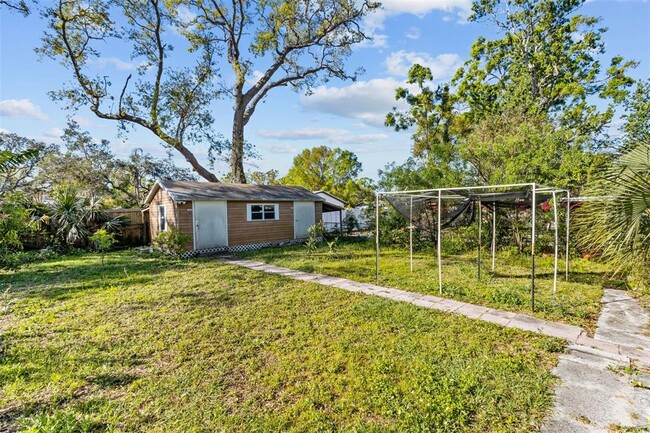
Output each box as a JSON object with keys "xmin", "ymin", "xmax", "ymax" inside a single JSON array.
[
  {"xmin": 294, "ymin": 201, "xmax": 315, "ymax": 239},
  {"xmin": 194, "ymin": 201, "xmax": 228, "ymax": 249}
]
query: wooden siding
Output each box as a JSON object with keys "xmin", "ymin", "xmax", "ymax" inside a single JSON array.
[
  {"xmin": 227, "ymin": 201, "xmax": 293, "ymax": 246},
  {"xmin": 148, "ymin": 188, "xmax": 194, "ymax": 248},
  {"xmin": 226, "ymin": 201, "xmax": 322, "ymax": 246}
]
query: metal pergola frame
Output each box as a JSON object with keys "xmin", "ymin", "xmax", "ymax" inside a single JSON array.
[{"xmin": 375, "ymin": 183, "xmax": 571, "ymax": 312}]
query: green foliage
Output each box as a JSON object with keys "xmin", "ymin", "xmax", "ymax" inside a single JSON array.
[
  {"xmin": 281, "ymin": 146, "xmax": 374, "ymax": 206},
  {"xmin": 0, "ymin": 132, "xmax": 56, "ymax": 196},
  {"xmin": 19, "ymin": 412, "xmax": 97, "ymax": 433},
  {"xmin": 153, "ymin": 227, "xmax": 191, "ymax": 257},
  {"xmin": 621, "ymin": 79, "xmax": 650, "ymax": 149},
  {"xmin": 89, "ymin": 229, "xmax": 116, "ymax": 265},
  {"xmin": 304, "ymin": 221, "xmax": 326, "ymax": 254},
  {"xmin": 1, "ymin": 251, "xmax": 563, "ymax": 431},
  {"xmin": 458, "ymin": 111, "xmax": 606, "ymax": 188},
  {"xmin": 0, "ymin": 193, "xmax": 37, "ymax": 270},
  {"xmin": 385, "ymin": 65, "xmax": 468, "ymax": 179},
  {"xmin": 382, "ymin": 0, "xmax": 636, "ymax": 194},
  {"xmin": 456, "ymin": 0, "xmax": 636, "ymax": 138},
  {"xmin": 342, "ymin": 212, "xmax": 358, "ymax": 234},
  {"xmin": 575, "ymin": 141, "xmax": 650, "ymax": 291},
  {"xmin": 35, "ymin": 121, "xmax": 196, "ymax": 207}
]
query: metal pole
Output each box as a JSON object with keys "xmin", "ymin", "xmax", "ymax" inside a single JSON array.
[
  {"xmin": 492, "ymin": 201, "xmax": 496, "ymax": 272},
  {"xmin": 552, "ymin": 191, "xmax": 558, "ymax": 296},
  {"xmin": 409, "ymin": 195, "xmax": 413, "ymax": 273},
  {"xmin": 565, "ymin": 190, "xmax": 570, "ymax": 281},
  {"xmin": 375, "ymin": 192, "xmax": 380, "ymax": 284},
  {"xmin": 477, "ymin": 200, "xmax": 482, "ymax": 280},
  {"xmin": 531, "ymin": 184, "xmax": 536, "ymax": 312},
  {"xmin": 437, "ymin": 190, "xmax": 442, "ymax": 294}
]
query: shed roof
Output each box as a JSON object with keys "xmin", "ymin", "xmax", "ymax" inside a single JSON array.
[{"xmin": 145, "ymin": 180, "xmax": 325, "ymax": 204}]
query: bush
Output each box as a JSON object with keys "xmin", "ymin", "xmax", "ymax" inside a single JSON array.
[
  {"xmin": 89, "ymin": 229, "xmax": 116, "ymax": 265},
  {"xmin": 0, "ymin": 194, "xmax": 37, "ymax": 270},
  {"xmin": 153, "ymin": 227, "xmax": 191, "ymax": 257},
  {"xmin": 304, "ymin": 222, "xmax": 326, "ymax": 254},
  {"xmin": 342, "ymin": 212, "xmax": 358, "ymax": 234}
]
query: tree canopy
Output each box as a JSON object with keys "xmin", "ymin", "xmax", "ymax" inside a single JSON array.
[
  {"xmin": 38, "ymin": 0, "xmax": 379, "ymax": 183},
  {"xmin": 382, "ymin": 0, "xmax": 638, "ymax": 191},
  {"xmin": 281, "ymin": 146, "xmax": 373, "ymax": 207}
]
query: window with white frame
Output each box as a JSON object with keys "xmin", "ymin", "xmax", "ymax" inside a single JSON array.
[
  {"xmin": 247, "ymin": 203, "xmax": 279, "ymax": 221},
  {"xmin": 158, "ymin": 205, "xmax": 167, "ymax": 232}
]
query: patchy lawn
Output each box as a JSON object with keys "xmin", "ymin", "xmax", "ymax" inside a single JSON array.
[
  {"xmin": 240, "ymin": 238, "xmax": 617, "ymax": 333},
  {"xmin": 1, "ymin": 251, "xmax": 564, "ymax": 432}
]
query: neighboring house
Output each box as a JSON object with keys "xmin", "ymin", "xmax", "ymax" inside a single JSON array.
[
  {"xmin": 314, "ymin": 190, "xmax": 346, "ymax": 233},
  {"xmin": 313, "ymin": 190, "xmax": 370, "ymax": 232},
  {"xmin": 144, "ymin": 180, "xmax": 334, "ymax": 254}
]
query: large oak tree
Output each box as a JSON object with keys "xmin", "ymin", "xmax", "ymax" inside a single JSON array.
[{"xmin": 38, "ymin": 0, "xmax": 378, "ymax": 183}]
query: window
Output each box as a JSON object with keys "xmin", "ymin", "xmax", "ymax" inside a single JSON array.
[
  {"xmin": 158, "ymin": 205, "xmax": 166, "ymax": 232},
  {"xmin": 247, "ymin": 203, "xmax": 279, "ymax": 221}
]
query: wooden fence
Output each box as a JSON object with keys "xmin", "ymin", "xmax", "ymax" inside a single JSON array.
[{"xmin": 105, "ymin": 208, "xmax": 149, "ymax": 246}]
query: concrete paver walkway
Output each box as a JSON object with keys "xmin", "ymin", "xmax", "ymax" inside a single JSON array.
[
  {"xmin": 222, "ymin": 258, "xmax": 650, "ymax": 368},
  {"xmin": 543, "ymin": 289, "xmax": 650, "ymax": 432}
]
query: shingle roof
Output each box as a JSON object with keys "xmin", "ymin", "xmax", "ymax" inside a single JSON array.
[{"xmin": 146, "ymin": 180, "xmax": 325, "ymax": 203}]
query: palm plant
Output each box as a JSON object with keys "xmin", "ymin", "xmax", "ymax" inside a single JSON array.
[
  {"xmin": 46, "ymin": 186, "xmax": 123, "ymax": 247},
  {"xmin": 575, "ymin": 141, "xmax": 650, "ymax": 285},
  {"xmin": 0, "ymin": 149, "xmax": 39, "ymax": 173}
]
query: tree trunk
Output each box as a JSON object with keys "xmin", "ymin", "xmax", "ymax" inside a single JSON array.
[{"xmin": 231, "ymin": 113, "xmax": 247, "ymax": 183}]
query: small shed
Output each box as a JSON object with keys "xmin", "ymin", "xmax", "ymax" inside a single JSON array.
[{"xmin": 144, "ymin": 180, "xmax": 326, "ymax": 253}]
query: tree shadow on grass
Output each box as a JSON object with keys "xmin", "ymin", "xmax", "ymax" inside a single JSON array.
[{"xmin": 1, "ymin": 254, "xmax": 196, "ymax": 301}]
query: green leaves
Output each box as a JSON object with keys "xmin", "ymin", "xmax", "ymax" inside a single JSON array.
[
  {"xmin": 281, "ymin": 146, "xmax": 373, "ymax": 207},
  {"xmin": 575, "ymin": 141, "xmax": 650, "ymax": 279},
  {"xmin": 0, "ymin": 149, "xmax": 39, "ymax": 174}
]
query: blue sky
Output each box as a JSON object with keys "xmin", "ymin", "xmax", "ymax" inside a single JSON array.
[{"xmin": 1, "ymin": 0, "xmax": 649, "ymax": 181}]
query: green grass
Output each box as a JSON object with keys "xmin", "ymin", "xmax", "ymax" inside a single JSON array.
[
  {"xmin": 1, "ymin": 251, "xmax": 564, "ymax": 432},
  {"xmin": 240, "ymin": 238, "xmax": 618, "ymax": 332}
]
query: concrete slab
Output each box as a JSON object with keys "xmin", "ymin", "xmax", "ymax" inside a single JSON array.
[
  {"xmin": 542, "ymin": 349, "xmax": 650, "ymax": 432},
  {"xmin": 595, "ymin": 289, "xmax": 650, "ymax": 349},
  {"xmin": 479, "ymin": 310, "xmax": 513, "ymax": 327},
  {"xmin": 456, "ymin": 303, "xmax": 490, "ymax": 319},
  {"xmin": 436, "ymin": 298, "xmax": 465, "ymax": 312}
]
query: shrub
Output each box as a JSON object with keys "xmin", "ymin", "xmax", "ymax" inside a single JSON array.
[
  {"xmin": 153, "ymin": 227, "xmax": 191, "ymax": 257},
  {"xmin": 342, "ymin": 212, "xmax": 358, "ymax": 234},
  {"xmin": 89, "ymin": 229, "xmax": 116, "ymax": 265}
]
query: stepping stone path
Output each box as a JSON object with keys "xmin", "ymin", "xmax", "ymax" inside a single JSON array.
[{"xmin": 221, "ymin": 259, "xmax": 650, "ymax": 431}]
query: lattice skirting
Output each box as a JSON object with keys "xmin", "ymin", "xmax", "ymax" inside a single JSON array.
[{"xmin": 180, "ymin": 237, "xmax": 318, "ymax": 259}]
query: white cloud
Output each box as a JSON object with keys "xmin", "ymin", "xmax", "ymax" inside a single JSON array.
[
  {"xmin": 359, "ymin": 0, "xmax": 472, "ymax": 47},
  {"xmin": 72, "ymin": 115, "xmax": 96, "ymax": 128},
  {"xmin": 385, "ymin": 51, "xmax": 462, "ymax": 78},
  {"xmin": 381, "ymin": 0, "xmax": 472, "ymax": 15},
  {"xmin": 300, "ymin": 77, "xmax": 414, "ymax": 127},
  {"xmin": 43, "ymin": 128, "xmax": 64, "ymax": 139},
  {"xmin": 405, "ymin": 27, "xmax": 421, "ymax": 40},
  {"xmin": 0, "ymin": 99, "xmax": 49, "ymax": 122},
  {"xmin": 257, "ymin": 127, "xmax": 388, "ymax": 145},
  {"xmin": 267, "ymin": 143, "xmax": 297, "ymax": 154},
  {"xmin": 91, "ymin": 56, "xmax": 135, "ymax": 71}
]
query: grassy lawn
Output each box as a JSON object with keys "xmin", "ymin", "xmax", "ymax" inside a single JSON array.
[
  {"xmin": 240, "ymin": 238, "xmax": 617, "ymax": 333},
  {"xmin": 0, "ymin": 251, "xmax": 565, "ymax": 432}
]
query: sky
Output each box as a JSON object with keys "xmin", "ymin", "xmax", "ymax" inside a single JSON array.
[{"xmin": 1, "ymin": 0, "xmax": 649, "ymax": 181}]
